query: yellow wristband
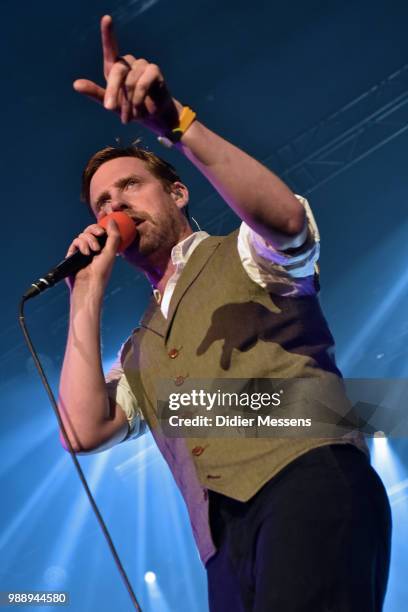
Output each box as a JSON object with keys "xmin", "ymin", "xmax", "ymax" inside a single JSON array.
[{"xmin": 157, "ymin": 106, "xmax": 196, "ymax": 148}]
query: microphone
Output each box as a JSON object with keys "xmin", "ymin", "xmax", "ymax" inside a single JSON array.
[{"xmin": 23, "ymin": 212, "xmax": 137, "ymax": 301}]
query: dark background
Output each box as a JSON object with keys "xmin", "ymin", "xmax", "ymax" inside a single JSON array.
[{"xmin": 1, "ymin": 1, "xmax": 408, "ymax": 611}]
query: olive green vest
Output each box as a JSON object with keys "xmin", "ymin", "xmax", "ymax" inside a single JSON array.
[{"xmin": 122, "ymin": 230, "xmax": 365, "ymax": 563}]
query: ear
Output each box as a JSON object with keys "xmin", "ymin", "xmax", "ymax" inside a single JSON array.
[{"xmin": 170, "ymin": 181, "xmax": 189, "ymax": 212}]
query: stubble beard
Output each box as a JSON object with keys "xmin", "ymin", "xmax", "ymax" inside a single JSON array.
[{"xmin": 124, "ymin": 211, "xmax": 182, "ymax": 265}]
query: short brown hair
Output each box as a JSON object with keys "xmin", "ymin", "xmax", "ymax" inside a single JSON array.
[{"xmin": 81, "ymin": 145, "xmax": 182, "ymax": 204}]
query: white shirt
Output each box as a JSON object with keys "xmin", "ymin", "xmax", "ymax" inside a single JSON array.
[{"xmin": 106, "ymin": 195, "xmax": 320, "ymax": 437}]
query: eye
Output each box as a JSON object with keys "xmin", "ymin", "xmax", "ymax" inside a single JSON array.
[
  {"xmin": 125, "ymin": 178, "xmax": 139, "ymax": 189},
  {"xmin": 96, "ymin": 198, "xmax": 109, "ymax": 211}
]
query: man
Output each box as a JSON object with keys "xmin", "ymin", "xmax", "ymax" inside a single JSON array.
[{"xmin": 59, "ymin": 15, "xmax": 391, "ymax": 611}]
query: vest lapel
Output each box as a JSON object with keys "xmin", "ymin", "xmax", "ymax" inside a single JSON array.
[
  {"xmin": 139, "ymin": 296, "xmax": 167, "ymax": 337},
  {"xmin": 165, "ymin": 236, "xmax": 222, "ymax": 340},
  {"xmin": 138, "ymin": 236, "xmax": 222, "ymax": 339}
]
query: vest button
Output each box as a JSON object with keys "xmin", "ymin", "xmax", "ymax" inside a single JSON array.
[
  {"xmin": 174, "ymin": 375, "xmax": 185, "ymax": 386},
  {"xmin": 192, "ymin": 446, "xmax": 205, "ymax": 457},
  {"xmin": 168, "ymin": 348, "xmax": 179, "ymax": 359}
]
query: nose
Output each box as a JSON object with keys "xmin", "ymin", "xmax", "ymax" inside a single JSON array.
[{"xmin": 110, "ymin": 198, "xmax": 130, "ymax": 213}]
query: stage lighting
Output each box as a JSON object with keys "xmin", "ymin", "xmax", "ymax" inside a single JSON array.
[{"xmin": 144, "ymin": 571, "xmax": 156, "ymax": 584}]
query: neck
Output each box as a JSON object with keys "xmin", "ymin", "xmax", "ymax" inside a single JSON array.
[
  {"xmin": 143, "ymin": 253, "xmax": 177, "ymax": 296},
  {"xmin": 130, "ymin": 226, "xmax": 194, "ymax": 295}
]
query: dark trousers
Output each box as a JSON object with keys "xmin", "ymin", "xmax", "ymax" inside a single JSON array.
[{"xmin": 206, "ymin": 444, "xmax": 392, "ymax": 612}]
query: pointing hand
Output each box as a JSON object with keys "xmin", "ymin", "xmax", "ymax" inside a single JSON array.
[{"xmin": 73, "ymin": 15, "xmax": 181, "ymax": 132}]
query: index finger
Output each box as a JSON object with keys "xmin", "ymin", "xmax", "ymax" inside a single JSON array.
[{"xmin": 101, "ymin": 15, "xmax": 119, "ymax": 71}]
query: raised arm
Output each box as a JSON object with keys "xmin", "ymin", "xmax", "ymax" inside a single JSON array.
[{"xmin": 73, "ymin": 15, "xmax": 305, "ymax": 245}]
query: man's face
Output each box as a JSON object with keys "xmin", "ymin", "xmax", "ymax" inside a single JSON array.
[{"xmin": 89, "ymin": 156, "xmax": 188, "ymax": 260}]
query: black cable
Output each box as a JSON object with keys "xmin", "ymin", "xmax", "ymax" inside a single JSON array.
[{"xmin": 18, "ymin": 297, "xmax": 142, "ymax": 612}]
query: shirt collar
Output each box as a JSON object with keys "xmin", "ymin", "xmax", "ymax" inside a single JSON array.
[
  {"xmin": 170, "ymin": 231, "xmax": 210, "ymax": 266},
  {"xmin": 152, "ymin": 231, "xmax": 209, "ymax": 304}
]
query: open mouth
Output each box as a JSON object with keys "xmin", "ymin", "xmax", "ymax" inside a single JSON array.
[
  {"xmin": 132, "ymin": 217, "xmax": 147, "ymax": 228},
  {"xmin": 128, "ymin": 219, "xmax": 143, "ymax": 230}
]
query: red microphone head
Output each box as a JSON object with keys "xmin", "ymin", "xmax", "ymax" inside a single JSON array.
[{"xmin": 98, "ymin": 212, "xmax": 137, "ymax": 253}]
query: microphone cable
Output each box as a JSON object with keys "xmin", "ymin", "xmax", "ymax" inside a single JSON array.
[{"xmin": 18, "ymin": 296, "xmax": 142, "ymax": 612}]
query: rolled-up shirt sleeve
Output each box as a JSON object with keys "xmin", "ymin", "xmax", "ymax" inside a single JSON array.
[
  {"xmin": 237, "ymin": 195, "xmax": 320, "ymax": 297},
  {"xmin": 105, "ymin": 348, "xmax": 146, "ymax": 441}
]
